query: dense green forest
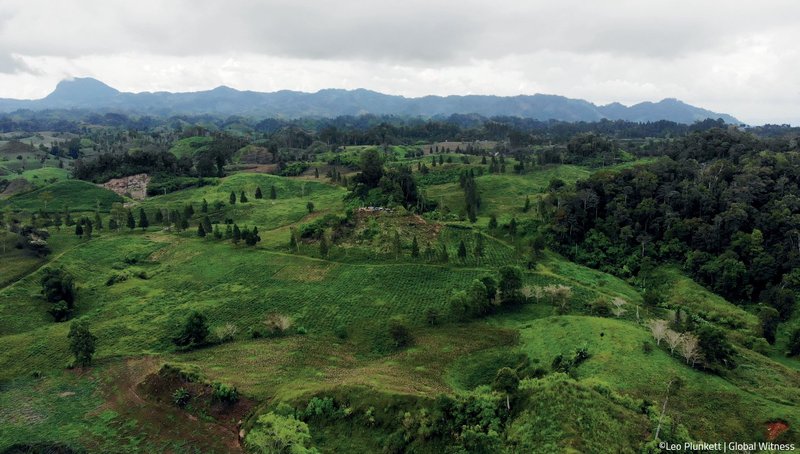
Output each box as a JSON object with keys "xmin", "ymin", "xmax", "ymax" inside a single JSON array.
[{"xmin": 0, "ymin": 114, "xmax": 798, "ymax": 453}]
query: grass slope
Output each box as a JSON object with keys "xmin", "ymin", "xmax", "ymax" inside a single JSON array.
[{"xmin": 3, "ymin": 180, "xmax": 124, "ymax": 212}]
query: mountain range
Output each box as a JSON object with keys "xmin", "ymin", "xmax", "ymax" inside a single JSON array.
[{"xmin": 0, "ymin": 77, "xmax": 740, "ymax": 124}]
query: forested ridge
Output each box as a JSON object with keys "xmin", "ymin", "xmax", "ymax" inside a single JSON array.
[{"xmin": 550, "ymin": 128, "xmax": 800, "ymax": 321}]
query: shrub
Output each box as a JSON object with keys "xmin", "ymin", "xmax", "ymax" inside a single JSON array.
[
  {"xmin": 589, "ymin": 298, "xmax": 611, "ymax": 316},
  {"xmin": 105, "ymin": 272, "xmax": 129, "ymax": 286},
  {"xmin": 388, "ymin": 318, "xmax": 413, "ymax": 349},
  {"xmin": 212, "ymin": 382, "xmax": 239, "ymax": 404},
  {"xmin": 424, "ymin": 308, "xmax": 440, "ymax": 326},
  {"xmin": 333, "ymin": 324, "xmax": 348, "ymax": 340},
  {"xmin": 214, "ymin": 323, "xmax": 238, "ymax": 343},
  {"xmin": 244, "ymin": 412, "xmax": 317, "ymax": 454},
  {"xmin": 301, "ymin": 396, "xmax": 338, "ymax": 420},
  {"xmin": 172, "ymin": 311, "xmax": 209, "ymax": 347},
  {"xmin": 172, "ymin": 387, "xmax": 190, "ymax": 407}
]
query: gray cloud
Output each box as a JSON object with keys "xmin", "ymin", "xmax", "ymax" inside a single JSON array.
[
  {"xmin": 0, "ymin": 0, "xmax": 798, "ymax": 123},
  {"xmin": 5, "ymin": 0, "xmax": 797, "ymax": 62}
]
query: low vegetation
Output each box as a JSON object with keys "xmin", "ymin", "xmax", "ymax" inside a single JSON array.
[{"xmin": 0, "ymin": 116, "xmax": 798, "ymax": 452}]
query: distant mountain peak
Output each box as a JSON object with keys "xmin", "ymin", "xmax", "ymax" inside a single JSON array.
[{"xmin": 44, "ymin": 77, "xmax": 119, "ymax": 103}]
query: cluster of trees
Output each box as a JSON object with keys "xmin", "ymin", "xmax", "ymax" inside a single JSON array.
[
  {"xmin": 550, "ymin": 129, "xmax": 800, "ymax": 325},
  {"xmin": 40, "ymin": 268, "xmax": 76, "ymax": 321},
  {"xmin": 72, "ymin": 133, "xmax": 246, "ymax": 183},
  {"xmin": 350, "ymin": 149, "xmax": 425, "ymax": 210},
  {"xmin": 647, "ymin": 319, "xmax": 736, "ymax": 371},
  {"xmin": 445, "ymin": 266, "xmax": 579, "ymax": 323}
]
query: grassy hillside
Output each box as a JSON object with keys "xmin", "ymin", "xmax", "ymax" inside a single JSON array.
[
  {"xmin": 168, "ymin": 136, "xmax": 213, "ymax": 158},
  {"xmin": 1, "ymin": 149, "xmax": 798, "ymax": 452},
  {"xmin": 3, "ymin": 179, "xmax": 124, "ymax": 212}
]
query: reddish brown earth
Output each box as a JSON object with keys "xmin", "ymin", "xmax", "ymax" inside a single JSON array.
[{"xmin": 766, "ymin": 421, "xmax": 789, "ymax": 441}]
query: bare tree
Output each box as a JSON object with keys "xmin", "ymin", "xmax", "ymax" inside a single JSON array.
[
  {"xmin": 264, "ymin": 313, "xmax": 293, "ymax": 336},
  {"xmin": 611, "ymin": 297, "xmax": 627, "ymax": 318},
  {"xmin": 647, "ymin": 319, "xmax": 669, "ymax": 345},
  {"xmin": 679, "ymin": 333, "xmax": 702, "ymax": 366},
  {"xmin": 653, "ymin": 377, "xmax": 683, "ymax": 442},
  {"xmin": 665, "ymin": 329, "xmax": 683, "ymax": 355},
  {"xmin": 544, "ymin": 284, "xmax": 572, "ymax": 314}
]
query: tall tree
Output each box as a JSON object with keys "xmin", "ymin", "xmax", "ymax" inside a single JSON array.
[
  {"xmin": 255, "ymin": 187, "xmax": 263, "ymax": 199},
  {"xmin": 229, "ymin": 191, "xmax": 237, "ymax": 205},
  {"xmin": 126, "ymin": 210, "xmax": 136, "ymax": 231},
  {"xmin": 474, "ymin": 233, "xmax": 485, "ymax": 265},
  {"xmin": 498, "ymin": 266, "xmax": 523, "ymax": 304},
  {"xmin": 138, "ymin": 208, "xmax": 149, "ymax": 230},
  {"xmin": 458, "ymin": 240, "xmax": 468, "ymax": 262},
  {"xmin": 357, "ymin": 148, "xmax": 384, "ymax": 188},
  {"xmin": 232, "ymin": 224, "xmax": 241, "ymax": 244},
  {"xmin": 68, "ymin": 319, "xmax": 97, "ymax": 367}
]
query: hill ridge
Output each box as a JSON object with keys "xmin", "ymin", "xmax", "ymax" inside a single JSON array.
[{"xmin": 0, "ymin": 77, "xmax": 740, "ymax": 124}]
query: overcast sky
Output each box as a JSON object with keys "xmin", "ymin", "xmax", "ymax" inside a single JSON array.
[{"xmin": 0, "ymin": 0, "xmax": 798, "ymax": 124}]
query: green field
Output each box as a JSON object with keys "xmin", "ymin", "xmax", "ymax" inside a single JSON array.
[{"xmin": 1, "ymin": 145, "xmax": 798, "ymax": 452}]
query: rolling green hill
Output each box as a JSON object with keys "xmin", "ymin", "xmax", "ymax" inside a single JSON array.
[
  {"xmin": 0, "ymin": 145, "xmax": 797, "ymax": 452},
  {"xmin": 3, "ymin": 179, "xmax": 124, "ymax": 212}
]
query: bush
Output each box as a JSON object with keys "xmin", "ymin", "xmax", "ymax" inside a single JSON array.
[
  {"xmin": 214, "ymin": 323, "xmax": 238, "ymax": 343},
  {"xmin": 333, "ymin": 324, "xmax": 348, "ymax": 340},
  {"xmin": 244, "ymin": 412, "xmax": 317, "ymax": 454},
  {"xmin": 642, "ymin": 341, "xmax": 654, "ymax": 354},
  {"xmin": 212, "ymin": 382, "xmax": 239, "ymax": 404},
  {"xmin": 388, "ymin": 318, "xmax": 413, "ymax": 349},
  {"xmin": 172, "ymin": 387, "xmax": 190, "ymax": 407},
  {"xmin": 301, "ymin": 396, "xmax": 338, "ymax": 420},
  {"xmin": 589, "ymin": 298, "xmax": 611, "ymax": 316},
  {"xmin": 105, "ymin": 272, "xmax": 129, "ymax": 286},
  {"xmin": 172, "ymin": 311, "xmax": 209, "ymax": 347},
  {"xmin": 424, "ymin": 308, "xmax": 440, "ymax": 326}
]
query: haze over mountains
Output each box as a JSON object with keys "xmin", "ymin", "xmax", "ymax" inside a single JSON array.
[{"xmin": 0, "ymin": 77, "xmax": 740, "ymax": 124}]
